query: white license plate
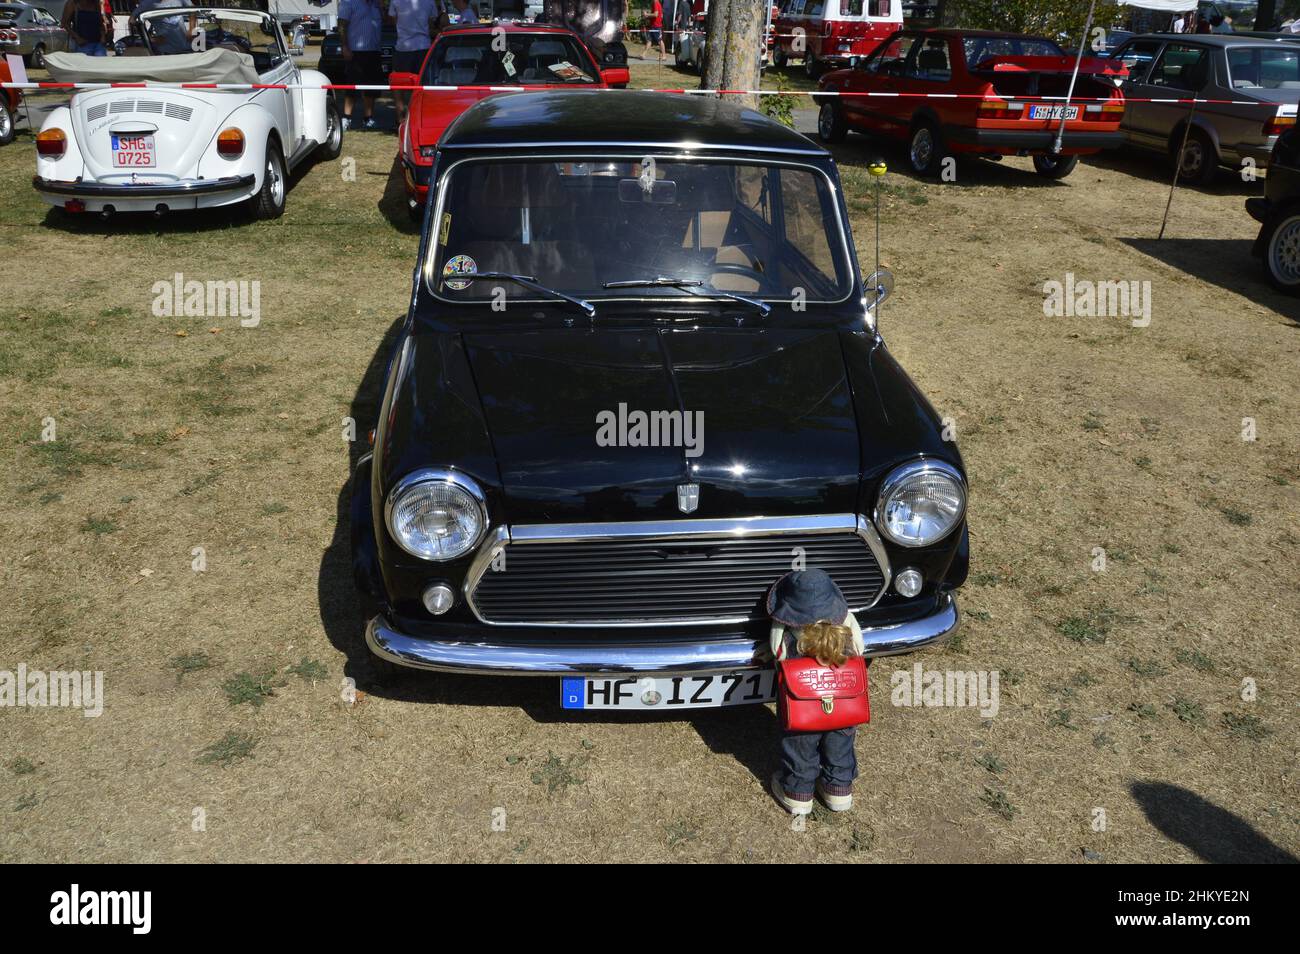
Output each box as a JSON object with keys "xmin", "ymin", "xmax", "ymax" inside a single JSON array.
[
  {"xmin": 111, "ymin": 133, "xmax": 155, "ymax": 168},
  {"xmin": 1029, "ymin": 105, "xmax": 1079, "ymax": 121},
  {"xmin": 561, "ymin": 671, "xmax": 775, "ymax": 710}
]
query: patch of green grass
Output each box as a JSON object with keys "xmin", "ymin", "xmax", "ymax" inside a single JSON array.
[
  {"xmin": 260, "ymin": 502, "xmax": 289, "ymax": 516},
  {"xmin": 980, "ymin": 786, "xmax": 1017, "ymax": 821},
  {"xmin": 530, "ymin": 751, "xmax": 589, "ymax": 795},
  {"xmin": 79, "ymin": 516, "xmax": 119, "ymax": 535},
  {"xmin": 847, "ymin": 824, "xmax": 876, "ymax": 852},
  {"xmin": 1127, "ymin": 657, "xmax": 1169, "ymax": 678},
  {"xmin": 1048, "ymin": 708, "xmax": 1077, "ymax": 730},
  {"xmin": 970, "ymin": 571, "xmax": 1005, "ymax": 587},
  {"xmin": 196, "ymin": 731, "xmax": 257, "ymax": 766},
  {"xmin": 1071, "ymin": 670, "xmax": 1098, "ymax": 689},
  {"xmin": 1001, "ymin": 668, "xmax": 1025, "ymax": 687},
  {"xmin": 221, "ymin": 669, "xmax": 284, "ymax": 707},
  {"xmin": 665, "ymin": 821, "xmax": 699, "ymax": 848},
  {"xmin": 1222, "ymin": 712, "xmax": 1270, "ymax": 741},
  {"xmin": 286, "ymin": 657, "xmax": 327, "ymax": 682},
  {"xmin": 966, "ymin": 609, "xmax": 991, "ymax": 622},
  {"xmin": 1218, "ymin": 506, "xmax": 1252, "ymax": 527},
  {"xmin": 32, "ymin": 440, "xmax": 116, "ymax": 477},
  {"xmin": 179, "ymin": 469, "xmax": 221, "ymax": 497},
  {"xmin": 1174, "ymin": 648, "xmax": 1215, "ymax": 673},
  {"xmin": 1170, "ymin": 696, "xmax": 1206, "ymax": 726},
  {"xmin": 1057, "ymin": 605, "xmax": 1130, "ymax": 644},
  {"xmin": 1082, "ymin": 411, "xmax": 1105, "ymax": 431},
  {"xmin": 1092, "ymin": 732, "xmax": 1115, "ymax": 750},
  {"xmin": 9, "ymin": 757, "xmax": 36, "ymax": 776},
  {"xmin": 1128, "ymin": 702, "xmax": 1158, "ymax": 720},
  {"xmin": 170, "ymin": 652, "xmax": 214, "ymax": 683},
  {"xmin": 975, "ymin": 753, "xmax": 1005, "ymax": 774}
]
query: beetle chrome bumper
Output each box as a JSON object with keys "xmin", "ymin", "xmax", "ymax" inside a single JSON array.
[
  {"xmin": 366, "ymin": 592, "xmax": 959, "ymax": 675},
  {"xmin": 33, "ymin": 174, "xmax": 256, "ymax": 199}
]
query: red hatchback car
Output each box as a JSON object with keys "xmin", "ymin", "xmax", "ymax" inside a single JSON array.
[
  {"xmin": 394, "ymin": 23, "xmax": 629, "ymax": 217},
  {"xmin": 815, "ymin": 29, "xmax": 1128, "ymax": 180}
]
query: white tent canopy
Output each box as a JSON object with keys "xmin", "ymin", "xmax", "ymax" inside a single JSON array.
[{"xmin": 1116, "ymin": 1, "xmax": 1198, "ymax": 10}]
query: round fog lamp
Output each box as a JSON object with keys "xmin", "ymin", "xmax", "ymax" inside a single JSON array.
[
  {"xmin": 422, "ymin": 583, "xmax": 455, "ymax": 615},
  {"xmin": 894, "ymin": 568, "xmax": 924, "ymax": 598}
]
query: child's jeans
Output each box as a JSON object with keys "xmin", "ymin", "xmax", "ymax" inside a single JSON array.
[{"xmin": 778, "ymin": 726, "xmax": 857, "ymax": 799}]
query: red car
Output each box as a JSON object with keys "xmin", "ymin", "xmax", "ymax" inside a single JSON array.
[
  {"xmin": 815, "ymin": 29, "xmax": 1128, "ymax": 180},
  {"xmin": 394, "ymin": 23, "xmax": 629, "ymax": 218},
  {"xmin": 1, "ymin": 57, "xmax": 19, "ymax": 146}
]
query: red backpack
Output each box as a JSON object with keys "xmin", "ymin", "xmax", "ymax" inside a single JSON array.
[{"xmin": 776, "ymin": 655, "xmax": 871, "ymax": 732}]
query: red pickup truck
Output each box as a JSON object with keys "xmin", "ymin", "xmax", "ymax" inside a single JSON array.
[{"xmin": 815, "ymin": 29, "xmax": 1128, "ymax": 180}]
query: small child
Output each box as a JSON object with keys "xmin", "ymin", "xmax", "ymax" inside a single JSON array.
[{"xmin": 766, "ymin": 568, "xmax": 866, "ymax": 815}]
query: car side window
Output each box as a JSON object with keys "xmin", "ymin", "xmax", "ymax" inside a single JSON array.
[
  {"xmin": 906, "ymin": 37, "xmax": 951, "ymax": 81},
  {"xmin": 865, "ymin": 33, "xmax": 912, "ymax": 73},
  {"xmin": 841, "ymin": 0, "xmax": 864, "ymax": 15},
  {"xmin": 1116, "ymin": 40, "xmax": 1162, "ymax": 83},
  {"xmin": 1147, "ymin": 43, "xmax": 1209, "ymax": 92}
]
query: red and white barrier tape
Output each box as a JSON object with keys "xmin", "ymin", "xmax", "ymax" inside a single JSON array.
[{"xmin": 1, "ymin": 81, "xmax": 1291, "ymax": 108}]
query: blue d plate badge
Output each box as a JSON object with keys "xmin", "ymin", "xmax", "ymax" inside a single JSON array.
[{"xmin": 442, "ymin": 254, "xmax": 476, "ymax": 291}]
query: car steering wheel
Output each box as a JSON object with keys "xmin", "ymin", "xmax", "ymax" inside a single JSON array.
[{"xmin": 707, "ymin": 261, "xmax": 766, "ymax": 289}]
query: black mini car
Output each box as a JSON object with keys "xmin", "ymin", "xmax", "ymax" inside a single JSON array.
[
  {"xmin": 351, "ymin": 91, "xmax": 968, "ymax": 710},
  {"xmin": 1247, "ymin": 124, "xmax": 1300, "ymax": 296}
]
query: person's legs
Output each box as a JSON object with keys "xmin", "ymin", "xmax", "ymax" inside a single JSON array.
[
  {"xmin": 776, "ymin": 730, "xmax": 821, "ymax": 806},
  {"xmin": 817, "ymin": 727, "xmax": 858, "ymax": 806}
]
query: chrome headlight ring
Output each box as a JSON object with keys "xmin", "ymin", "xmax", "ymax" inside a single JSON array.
[
  {"xmin": 384, "ymin": 468, "xmax": 488, "ymax": 561},
  {"xmin": 874, "ymin": 458, "xmax": 967, "ymax": 549}
]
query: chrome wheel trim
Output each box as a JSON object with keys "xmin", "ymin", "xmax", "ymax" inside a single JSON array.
[
  {"xmin": 910, "ymin": 127, "xmax": 933, "ymax": 170},
  {"xmin": 1269, "ymin": 215, "xmax": 1300, "ymax": 285},
  {"xmin": 327, "ymin": 107, "xmax": 341, "ymax": 151},
  {"xmin": 0, "ymin": 107, "xmax": 11, "ymax": 139},
  {"xmin": 818, "ymin": 103, "xmax": 834, "ymax": 139},
  {"xmin": 1180, "ymin": 139, "xmax": 1203, "ymax": 178},
  {"xmin": 267, "ymin": 150, "xmax": 284, "ymax": 206}
]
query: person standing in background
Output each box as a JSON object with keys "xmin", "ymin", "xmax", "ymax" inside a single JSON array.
[
  {"xmin": 641, "ymin": 0, "xmax": 664, "ymax": 62},
  {"xmin": 339, "ymin": 0, "xmax": 386, "ymax": 130},
  {"xmin": 451, "ymin": 0, "xmax": 477, "ymax": 24},
  {"xmin": 389, "ymin": 0, "xmax": 438, "ymax": 126},
  {"xmin": 62, "ymin": 0, "xmax": 110, "ymax": 55}
]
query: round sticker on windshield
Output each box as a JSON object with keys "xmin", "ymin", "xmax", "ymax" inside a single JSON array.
[{"xmin": 442, "ymin": 254, "xmax": 477, "ymax": 291}]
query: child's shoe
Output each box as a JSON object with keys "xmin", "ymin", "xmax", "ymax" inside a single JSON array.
[
  {"xmin": 816, "ymin": 780, "xmax": 853, "ymax": 812},
  {"xmin": 771, "ymin": 773, "xmax": 813, "ymax": 815}
]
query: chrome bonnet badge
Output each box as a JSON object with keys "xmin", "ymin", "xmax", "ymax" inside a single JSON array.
[{"xmin": 676, "ymin": 483, "xmax": 700, "ymax": 514}]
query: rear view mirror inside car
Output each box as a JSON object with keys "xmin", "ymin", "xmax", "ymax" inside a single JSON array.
[{"xmin": 618, "ymin": 178, "xmax": 677, "ymax": 204}]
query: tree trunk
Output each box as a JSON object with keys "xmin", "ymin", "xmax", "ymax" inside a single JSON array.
[
  {"xmin": 1254, "ymin": 0, "xmax": 1277, "ymax": 30},
  {"xmin": 700, "ymin": 0, "xmax": 766, "ymax": 110}
]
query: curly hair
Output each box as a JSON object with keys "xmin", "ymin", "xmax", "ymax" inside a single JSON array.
[{"xmin": 795, "ymin": 620, "xmax": 853, "ymax": 668}]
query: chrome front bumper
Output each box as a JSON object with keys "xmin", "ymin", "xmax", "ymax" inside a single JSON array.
[{"xmin": 366, "ymin": 591, "xmax": 959, "ymax": 675}]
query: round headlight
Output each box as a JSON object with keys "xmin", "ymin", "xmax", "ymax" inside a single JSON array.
[
  {"xmin": 385, "ymin": 471, "xmax": 486, "ymax": 561},
  {"xmin": 875, "ymin": 460, "xmax": 966, "ymax": 548}
]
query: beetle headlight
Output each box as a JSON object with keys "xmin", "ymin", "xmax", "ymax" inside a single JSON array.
[
  {"xmin": 875, "ymin": 460, "xmax": 966, "ymax": 548},
  {"xmin": 385, "ymin": 470, "xmax": 486, "ymax": 561}
]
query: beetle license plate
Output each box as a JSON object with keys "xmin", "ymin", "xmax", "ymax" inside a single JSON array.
[
  {"xmin": 1029, "ymin": 105, "xmax": 1079, "ymax": 121},
  {"xmin": 111, "ymin": 133, "xmax": 155, "ymax": 167},
  {"xmin": 561, "ymin": 672, "xmax": 775, "ymax": 710}
]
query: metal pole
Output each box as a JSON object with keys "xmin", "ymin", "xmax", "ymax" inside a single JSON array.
[{"xmin": 1053, "ymin": 0, "xmax": 1097, "ymax": 155}]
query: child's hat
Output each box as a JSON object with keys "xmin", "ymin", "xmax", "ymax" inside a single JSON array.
[{"xmin": 766, "ymin": 568, "xmax": 848, "ymax": 627}]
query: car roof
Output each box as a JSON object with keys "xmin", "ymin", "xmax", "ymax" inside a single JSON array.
[
  {"xmin": 439, "ymin": 90, "xmax": 826, "ymax": 156},
  {"xmin": 907, "ymin": 28, "xmax": 1057, "ymax": 42},
  {"xmin": 1125, "ymin": 32, "xmax": 1298, "ymax": 47}
]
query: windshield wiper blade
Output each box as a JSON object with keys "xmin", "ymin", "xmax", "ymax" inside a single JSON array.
[
  {"xmin": 458, "ymin": 272, "xmax": 596, "ymax": 318},
  {"xmin": 602, "ymin": 277, "xmax": 770, "ymax": 319}
]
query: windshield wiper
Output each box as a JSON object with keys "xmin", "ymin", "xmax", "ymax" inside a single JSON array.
[
  {"xmin": 456, "ymin": 272, "xmax": 596, "ymax": 318},
  {"xmin": 602, "ymin": 277, "xmax": 771, "ymax": 319}
]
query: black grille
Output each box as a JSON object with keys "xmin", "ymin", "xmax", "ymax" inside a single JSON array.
[{"xmin": 470, "ymin": 532, "xmax": 885, "ymax": 624}]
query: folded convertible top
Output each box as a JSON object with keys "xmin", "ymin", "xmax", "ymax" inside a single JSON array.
[{"xmin": 43, "ymin": 48, "xmax": 261, "ymax": 87}]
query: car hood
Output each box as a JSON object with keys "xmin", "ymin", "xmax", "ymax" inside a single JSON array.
[
  {"xmin": 460, "ymin": 326, "xmax": 864, "ymax": 524},
  {"xmin": 412, "ymin": 88, "xmax": 503, "ymax": 148}
]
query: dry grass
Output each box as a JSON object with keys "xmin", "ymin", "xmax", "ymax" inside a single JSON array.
[{"xmin": 0, "ymin": 72, "xmax": 1296, "ymax": 862}]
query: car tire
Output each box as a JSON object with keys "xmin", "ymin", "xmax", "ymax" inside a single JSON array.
[
  {"xmin": 30, "ymin": 44, "xmax": 46, "ymax": 70},
  {"xmin": 1032, "ymin": 153, "xmax": 1078, "ymax": 179},
  {"xmin": 1261, "ymin": 210, "xmax": 1300, "ymax": 295},
  {"xmin": 805, "ymin": 54, "xmax": 822, "ymax": 80},
  {"xmin": 1175, "ymin": 127, "xmax": 1218, "ymax": 186},
  {"xmin": 318, "ymin": 98, "xmax": 343, "ymax": 160},
  {"xmin": 817, "ymin": 101, "xmax": 847, "ymax": 144},
  {"xmin": 0, "ymin": 106, "xmax": 14, "ymax": 147},
  {"xmin": 249, "ymin": 140, "xmax": 286, "ymax": 220},
  {"xmin": 773, "ymin": 46, "xmax": 787, "ymax": 69},
  {"xmin": 908, "ymin": 119, "xmax": 945, "ymax": 178}
]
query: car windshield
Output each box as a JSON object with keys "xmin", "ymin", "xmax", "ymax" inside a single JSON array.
[
  {"xmin": 1228, "ymin": 46, "xmax": 1300, "ymax": 89},
  {"xmin": 964, "ymin": 36, "xmax": 1066, "ymax": 66},
  {"xmin": 426, "ymin": 158, "xmax": 852, "ymax": 305},
  {"xmin": 142, "ymin": 10, "xmax": 282, "ymax": 65},
  {"xmin": 424, "ymin": 33, "xmax": 600, "ymax": 86}
]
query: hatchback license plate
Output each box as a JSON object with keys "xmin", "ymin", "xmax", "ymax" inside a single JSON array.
[
  {"xmin": 562, "ymin": 671, "xmax": 775, "ymax": 710},
  {"xmin": 1029, "ymin": 105, "xmax": 1079, "ymax": 121},
  {"xmin": 112, "ymin": 133, "xmax": 155, "ymax": 167}
]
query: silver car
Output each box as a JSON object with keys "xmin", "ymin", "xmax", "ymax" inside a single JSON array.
[
  {"xmin": 0, "ymin": 1, "xmax": 69, "ymax": 68},
  {"xmin": 1112, "ymin": 33, "xmax": 1300, "ymax": 184}
]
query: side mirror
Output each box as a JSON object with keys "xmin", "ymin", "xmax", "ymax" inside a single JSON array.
[
  {"xmin": 865, "ymin": 268, "xmax": 894, "ymax": 313},
  {"xmin": 601, "ymin": 67, "xmax": 630, "ymax": 87},
  {"xmin": 389, "ymin": 71, "xmax": 421, "ymax": 89}
]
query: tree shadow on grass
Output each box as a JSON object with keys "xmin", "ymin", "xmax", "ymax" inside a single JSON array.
[
  {"xmin": 1119, "ymin": 236, "xmax": 1299, "ymax": 321},
  {"xmin": 1131, "ymin": 781, "xmax": 1298, "ymax": 863}
]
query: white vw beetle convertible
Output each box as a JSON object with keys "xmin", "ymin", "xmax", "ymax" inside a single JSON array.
[{"xmin": 33, "ymin": 7, "xmax": 341, "ymax": 218}]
